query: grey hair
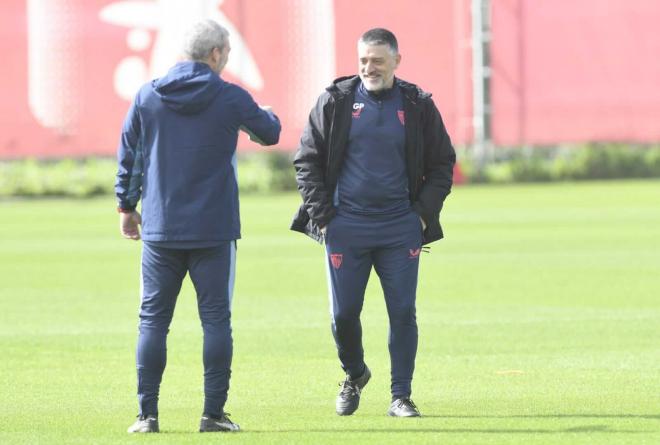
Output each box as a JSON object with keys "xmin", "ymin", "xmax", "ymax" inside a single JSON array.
[
  {"xmin": 359, "ymin": 28, "xmax": 399, "ymax": 55},
  {"xmin": 182, "ymin": 19, "xmax": 229, "ymax": 61}
]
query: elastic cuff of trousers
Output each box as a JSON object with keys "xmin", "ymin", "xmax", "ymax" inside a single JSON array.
[
  {"xmin": 348, "ymin": 363, "xmax": 367, "ymax": 380},
  {"xmin": 203, "ymin": 407, "xmax": 224, "ymax": 418}
]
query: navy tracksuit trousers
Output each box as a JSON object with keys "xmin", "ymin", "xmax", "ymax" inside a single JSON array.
[
  {"xmin": 137, "ymin": 241, "xmax": 235, "ymax": 418},
  {"xmin": 325, "ymin": 209, "xmax": 423, "ymax": 398}
]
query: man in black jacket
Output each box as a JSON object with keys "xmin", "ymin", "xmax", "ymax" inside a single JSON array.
[{"xmin": 291, "ymin": 28, "xmax": 455, "ymax": 417}]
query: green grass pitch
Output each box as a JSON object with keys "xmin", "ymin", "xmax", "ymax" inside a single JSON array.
[{"xmin": 1, "ymin": 180, "xmax": 659, "ymax": 444}]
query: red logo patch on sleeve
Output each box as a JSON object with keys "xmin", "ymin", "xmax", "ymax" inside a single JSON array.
[{"xmin": 397, "ymin": 110, "xmax": 405, "ymax": 125}]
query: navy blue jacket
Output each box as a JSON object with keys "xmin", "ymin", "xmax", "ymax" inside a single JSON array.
[{"xmin": 115, "ymin": 61, "xmax": 281, "ymax": 242}]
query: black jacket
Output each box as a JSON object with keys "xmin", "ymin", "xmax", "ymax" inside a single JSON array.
[{"xmin": 290, "ymin": 76, "xmax": 455, "ymax": 245}]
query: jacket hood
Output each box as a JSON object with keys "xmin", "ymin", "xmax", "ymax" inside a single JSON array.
[
  {"xmin": 152, "ymin": 61, "xmax": 223, "ymax": 114},
  {"xmin": 327, "ymin": 75, "xmax": 431, "ymax": 101}
]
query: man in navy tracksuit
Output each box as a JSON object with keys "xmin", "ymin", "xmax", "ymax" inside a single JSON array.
[
  {"xmin": 291, "ymin": 28, "xmax": 455, "ymax": 417},
  {"xmin": 115, "ymin": 20, "xmax": 280, "ymax": 433}
]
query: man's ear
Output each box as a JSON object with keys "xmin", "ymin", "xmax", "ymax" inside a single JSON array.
[{"xmin": 213, "ymin": 47, "xmax": 222, "ymax": 62}]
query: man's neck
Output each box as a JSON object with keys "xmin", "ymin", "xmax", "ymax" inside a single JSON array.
[{"xmin": 360, "ymin": 81, "xmax": 396, "ymax": 99}]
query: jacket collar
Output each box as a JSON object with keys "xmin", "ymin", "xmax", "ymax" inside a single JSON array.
[{"xmin": 326, "ymin": 75, "xmax": 431, "ymax": 102}]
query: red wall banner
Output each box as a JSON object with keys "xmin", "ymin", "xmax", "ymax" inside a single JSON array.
[
  {"xmin": 3, "ymin": 0, "xmax": 659, "ymax": 158},
  {"xmin": 0, "ymin": 0, "xmax": 472, "ymax": 158},
  {"xmin": 491, "ymin": 0, "xmax": 660, "ymax": 145}
]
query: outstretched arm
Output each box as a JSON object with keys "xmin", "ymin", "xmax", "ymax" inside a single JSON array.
[{"xmin": 237, "ymin": 90, "xmax": 281, "ymax": 146}]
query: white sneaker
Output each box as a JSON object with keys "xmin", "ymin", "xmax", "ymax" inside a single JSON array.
[
  {"xmin": 388, "ymin": 398, "xmax": 421, "ymax": 417},
  {"xmin": 127, "ymin": 415, "xmax": 159, "ymax": 433}
]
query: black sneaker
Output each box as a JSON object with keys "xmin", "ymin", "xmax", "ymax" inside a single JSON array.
[
  {"xmin": 199, "ymin": 412, "xmax": 240, "ymax": 432},
  {"xmin": 127, "ymin": 415, "xmax": 159, "ymax": 433},
  {"xmin": 387, "ymin": 398, "xmax": 421, "ymax": 417},
  {"xmin": 336, "ymin": 365, "xmax": 371, "ymax": 416}
]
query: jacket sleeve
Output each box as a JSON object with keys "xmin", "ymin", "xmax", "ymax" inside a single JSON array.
[
  {"xmin": 412, "ymin": 98, "xmax": 456, "ymax": 225},
  {"xmin": 293, "ymin": 92, "xmax": 336, "ymax": 228},
  {"xmin": 115, "ymin": 98, "xmax": 144, "ymax": 211},
  {"xmin": 236, "ymin": 87, "xmax": 281, "ymax": 146}
]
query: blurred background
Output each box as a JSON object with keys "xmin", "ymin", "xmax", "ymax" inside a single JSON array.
[{"xmin": 1, "ymin": 0, "xmax": 659, "ymax": 193}]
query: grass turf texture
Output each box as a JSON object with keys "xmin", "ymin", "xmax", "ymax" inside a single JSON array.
[{"xmin": 0, "ymin": 180, "xmax": 659, "ymax": 444}]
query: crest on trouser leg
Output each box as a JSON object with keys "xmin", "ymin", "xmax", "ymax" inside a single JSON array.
[{"xmin": 330, "ymin": 253, "xmax": 343, "ymax": 269}]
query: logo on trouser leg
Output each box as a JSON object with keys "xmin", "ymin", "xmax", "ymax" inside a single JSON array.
[
  {"xmin": 408, "ymin": 248, "xmax": 421, "ymax": 259},
  {"xmin": 330, "ymin": 253, "xmax": 343, "ymax": 269}
]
